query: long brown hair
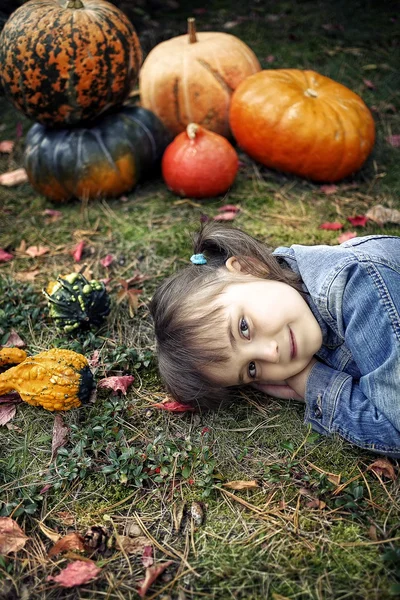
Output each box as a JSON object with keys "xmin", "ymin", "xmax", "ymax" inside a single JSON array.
[{"xmin": 149, "ymin": 223, "xmax": 303, "ymax": 408}]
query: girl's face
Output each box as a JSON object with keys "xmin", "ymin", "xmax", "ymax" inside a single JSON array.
[{"xmin": 203, "ymin": 266, "xmax": 323, "ymax": 387}]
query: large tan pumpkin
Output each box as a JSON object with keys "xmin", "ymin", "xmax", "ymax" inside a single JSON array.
[
  {"xmin": 139, "ymin": 18, "xmax": 261, "ymax": 138},
  {"xmin": 229, "ymin": 69, "xmax": 376, "ymax": 182}
]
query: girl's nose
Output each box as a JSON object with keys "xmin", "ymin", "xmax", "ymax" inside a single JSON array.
[{"xmin": 259, "ymin": 340, "xmax": 280, "ymax": 363}]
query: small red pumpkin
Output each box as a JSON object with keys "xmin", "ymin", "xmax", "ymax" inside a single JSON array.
[
  {"xmin": 0, "ymin": 0, "xmax": 142, "ymax": 126},
  {"xmin": 162, "ymin": 123, "xmax": 239, "ymax": 198},
  {"xmin": 229, "ymin": 69, "xmax": 376, "ymax": 182}
]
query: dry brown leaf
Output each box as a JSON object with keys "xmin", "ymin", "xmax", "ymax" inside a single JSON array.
[
  {"xmin": 3, "ymin": 329, "xmax": 25, "ymax": 347},
  {"xmin": 222, "ymin": 480, "xmax": 260, "ymax": 491},
  {"xmin": 48, "ymin": 532, "xmax": 86, "ymax": 558},
  {"xmin": 0, "ymin": 168, "xmax": 28, "ymax": 186},
  {"xmin": 367, "ymin": 458, "xmax": 396, "ymax": 481},
  {"xmin": 116, "ymin": 535, "xmax": 149, "ymax": 555},
  {"xmin": 51, "ymin": 414, "xmax": 70, "ymax": 462},
  {"xmin": 55, "ymin": 512, "xmax": 75, "ymax": 526},
  {"xmin": 0, "ymin": 517, "xmax": 29, "ymax": 554},
  {"xmin": 25, "ymin": 245, "xmax": 50, "ymax": 258},
  {"xmin": 14, "ymin": 269, "xmax": 40, "ymax": 282},
  {"xmin": 365, "ymin": 204, "xmax": 400, "ymax": 226},
  {"xmin": 190, "ymin": 501, "xmax": 204, "ymax": 526},
  {"xmin": 368, "ymin": 525, "xmax": 378, "ymax": 541}
]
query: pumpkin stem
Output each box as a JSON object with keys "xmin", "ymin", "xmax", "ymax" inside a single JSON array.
[
  {"xmin": 187, "ymin": 123, "xmax": 200, "ymax": 139},
  {"xmin": 304, "ymin": 88, "xmax": 318, "ymax": 98},
  {"xmin": 187, "ymin": 18, "xmax": 197, "ymax": 44},
  {"xmin": 66, "ymin": 0, "xmax": 84, "ymax": 9}
]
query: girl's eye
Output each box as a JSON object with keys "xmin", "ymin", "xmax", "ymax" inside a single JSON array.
[
  {"xmin": 239, "ymin": 317, "xmax": 250, "ymax": 339},
  {"xmin": 248, "ymin": 361, "xmax": 257, "ymax": 379}
]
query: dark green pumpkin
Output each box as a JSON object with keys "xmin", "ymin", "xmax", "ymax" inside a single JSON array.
[
  {"xmin": 44, "ymin": 272, "xmax": 111, "ymax": 333},
  {"xmin": 24, "ymin": 105, "xmax": 171, "ymax": 201}
]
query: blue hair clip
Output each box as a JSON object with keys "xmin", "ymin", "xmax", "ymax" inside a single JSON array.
[{"xmin": 190, "ymin": 253, "xmax": 207, "ymax": 265}]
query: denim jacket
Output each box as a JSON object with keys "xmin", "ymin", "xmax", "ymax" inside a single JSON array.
[{"xmin": 273, "ymin": 235, "xmax": 400, "ymax": 457}]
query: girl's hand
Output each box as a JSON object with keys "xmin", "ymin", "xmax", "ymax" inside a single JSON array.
[
  {"xmin": 285, "ymin": 357, "xmax": 318, "ymax": 398},
  {"xmin": 251, "ymin": 381, "xmax": 304, "ymax": 401}
]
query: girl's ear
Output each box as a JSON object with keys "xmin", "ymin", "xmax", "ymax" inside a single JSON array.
[{"xmin": 225, "ymin": 256, "xmax": 243, "ymax": 273}]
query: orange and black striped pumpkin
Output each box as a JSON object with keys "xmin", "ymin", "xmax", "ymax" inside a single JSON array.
[
  {"xmin": 23, "ymin": 105, "xmax": 171, "ymax": 201},
  {"xmin": 0, "ymin": 0, "xmax": 142, "ymax": 126}
]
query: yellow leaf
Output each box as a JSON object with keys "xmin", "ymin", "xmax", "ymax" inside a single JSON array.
[
  {"xmin": 222, "ymin": 480, "xmax": 260, "ymax": 491},
  {"xmin": 37, "ymin": 521, "xmax": 61, "ymax": 543}
]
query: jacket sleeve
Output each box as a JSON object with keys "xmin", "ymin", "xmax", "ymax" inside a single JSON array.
[{"xmin": 304, "ymin": 260, "xmax": 400, "ymax": 457}]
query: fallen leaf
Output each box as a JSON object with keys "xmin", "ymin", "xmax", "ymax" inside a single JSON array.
[
  {"xmin": 47, "ymin": 560, "xmax": 101, "ymax": 587},
  {"xmin": 0, "ymin": 393, "xmax": 21, "ymax": 405},
  {"xmin": 38, "ymin": 522, "xmax": 61, "ymax": 543},
  {"xmin": 367, "ymin": 458, "xmax": 396, "ymax": 481},
  {"xmin": 55, "ymin": 512, "xmax": 75, "ymax": 526},
  {"xmin": 0, "ymin": 517, "xmax": 29, "ymax": 554},
  {"xmin": 0, "ymin": 403, "xmax": 17, "ymax": 426},
  {"xmin": 71, "ymin": 240, "xmax": 85, "ymax": 263},
  {"xmin": 25, "ymin": 245, "xmax": 50, "ymax": 258},
  {"xmin": 100, "ymin": 254, "xmax": 114, "ymax": 268},
  {"xmin": 386, "ymin": 134, "xmax": 400, "ymax": 148},
  {"xmin": 190, "ymin": 501, "xmax": 204, "ymax": 526},
  {"xmin": 0, "ymin": 168, "xmax": 28, "ymax": 186},
  {"xmin": 48, "ymin": 532, "xmax": 86, "ymax": 558},
  {"xmin": 137, "ymin": 561, "xmax": 173, "ymax": 598},
  {"xmin": 98, "ymin": 375, "xmax": 135, "ymax": 395},
  {"xmin": 366, "ymin": 204, "xmax": 400, "ymax": 225},
  {"xmin": 368, "ymin": 525, "xmax": 378, "ymax": 541},
  {"xmin": 222, "ymin": 480, "xmax": 259, "ymax": 490},
  {"xmin": 319, "ymin": 222, "xmax": 343, "ymax": 230},
  {"xmin": 213, "ymin": 211, "xmax": 237, "ymax": 221},
  {"xmin": 14, "ymin": 269, "xmax": 40, "ymax": 282},
  {"xmin": 266, "ymin": 54, "xmax": 275, "ymax": 63},
  {"xmin": 347, "ymin": 215, "xmax": 368, "ymax": 227},
  {"xmin": 116, "ymin": 535, "xmax": 149, "ymax": 555},
  {"xmin": 89, "ymin": 349, "xmax": 101, "ymax": 368},
  {"xmin": 142, "ymin": 545, "xmax": 153, "ymax": 567},
  {"xmin": 152, "ymin": 399, "xmax": 195, "ymax": 412},
  {"xmin": 218, "ymin": 204, "xmax": 240, "ymax": 213},
  {"xmin": 0, "ymin": 140, "xmax": 14, "ymax": 153},
  {"xmin": 51, "ymin": 414, "xmax": 69, "ymax": 462},
  {"xmin": 338, "ymin": 232, "xmax": 357, "ymax": 243},
  {"xmin": 116, "ymin": 287, "xmax": 142, "ymax": 317},
  {"xmin": 363, "ymin": 78, "xmax": 375, "ymax": 89},
  {"xmin": 319, "ymin": 184, "xmax": 338, "ymax": 195},
  {"xmin": 39, "ymin": 483, "xmax": 52, "ymax": 494},
  {"xmin": 43, "ymin": 209, "xmax": 63, "ymax": 223},
  {"xmin": 0, "ymin": 249, "xmax": 13, "ymax": 262},
  {"xmin": 3, "ymin": 328, "xmax": 25, "ymax": 347}
]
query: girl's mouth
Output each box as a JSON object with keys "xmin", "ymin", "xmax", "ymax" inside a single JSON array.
[{"xmin": 289, "ymin": 327, "xmax": 297, "ymax": 360}]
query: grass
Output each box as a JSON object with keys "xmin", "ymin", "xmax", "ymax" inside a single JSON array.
[{"xmin": 1, "ymin": 0, "xmax": 400, "ymax": 598}]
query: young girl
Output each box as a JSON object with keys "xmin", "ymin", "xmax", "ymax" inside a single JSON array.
[{"xmin": 150, "ymin": 223, "xmax": 400, "ymax": 457}]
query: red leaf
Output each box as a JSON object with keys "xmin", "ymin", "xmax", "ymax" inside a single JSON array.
[
  {"xmin": 0, "ymin": 518, "xmax": 29, "ymax": 554},
  {"xmin": 319, "ymin": 222, "xmax": 343, "ymax": 230},
  {"xmin": 51, "ymin": 414, "xmax": 69, "ymax": 462},
  {"xmin": 47, "ymin": 560, "xmax": 101, "ymax": 588},
  {"xmin": 98, "ymin": 375, "xmax": 135, "ymax": 395},
  {"xmin": 347, "ymin": 215, "xmax": 368, "ymax": 227},
  {"xmin": 363, "ymin": 79, "xmax": 375, "ymax": 89},
  {"xmin": 142, "ymin": 545, "xmax": 153, "ymax": 568},
  {"xmin": 153, "ymin": 400, "xmax": 195, "ymax": 412},
  {"xmin": 218, "ymin": 205, "xmax": 240, "ymax": 213},
  {"xmin": 0, "ymin": 249, "xmax": 13, "ymax": 262},
  {"xmin": 71, "ymin": 241, "xmax": 85, "ymax": 263},
  {"xmin": 3, "ymin": 329, "xmax": 25, "ymax": 347},
  {"xmin": 213, "ymin": 212, "xmax": 237, "ymax": 221},
  {"xmin": 0, "ymin": 403, "xmax": 17, "ymax": 426},
  {"xmin": 319, "ymin": 184, "xmax": 338, "ymax": 195},
  {"xmin": 0, "ymin": 141, "xmax": 14, "ymax": 153},
  {"xmin": 137, "ymin": 561, "xmax": 173, "ymax": 598},
  {"xmin": 0, "ymin": 168, "xmax": 28, "ymax": 186},
  {"xmin": 386, "ymin": 135, "xmax": 400, "ymax": 148},
  {"xmin": 338, "ymin": 232, "xmax": 357, "ymax": 243},
  {"xmin": 100, "ymin": 254, "xmax": 114, "ymax": 268}
]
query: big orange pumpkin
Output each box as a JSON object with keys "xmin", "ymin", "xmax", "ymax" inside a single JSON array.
[
  {"xmin": 229, "ymin": 69, "xmax": 376, "ymax": 182},
  {"xmin": 139, "ymin": 18, "xmax": 261, "ymax": 139},
  {"xmin": 0, "ymin": 0, "xmax": 142, "ymax": 126}
]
